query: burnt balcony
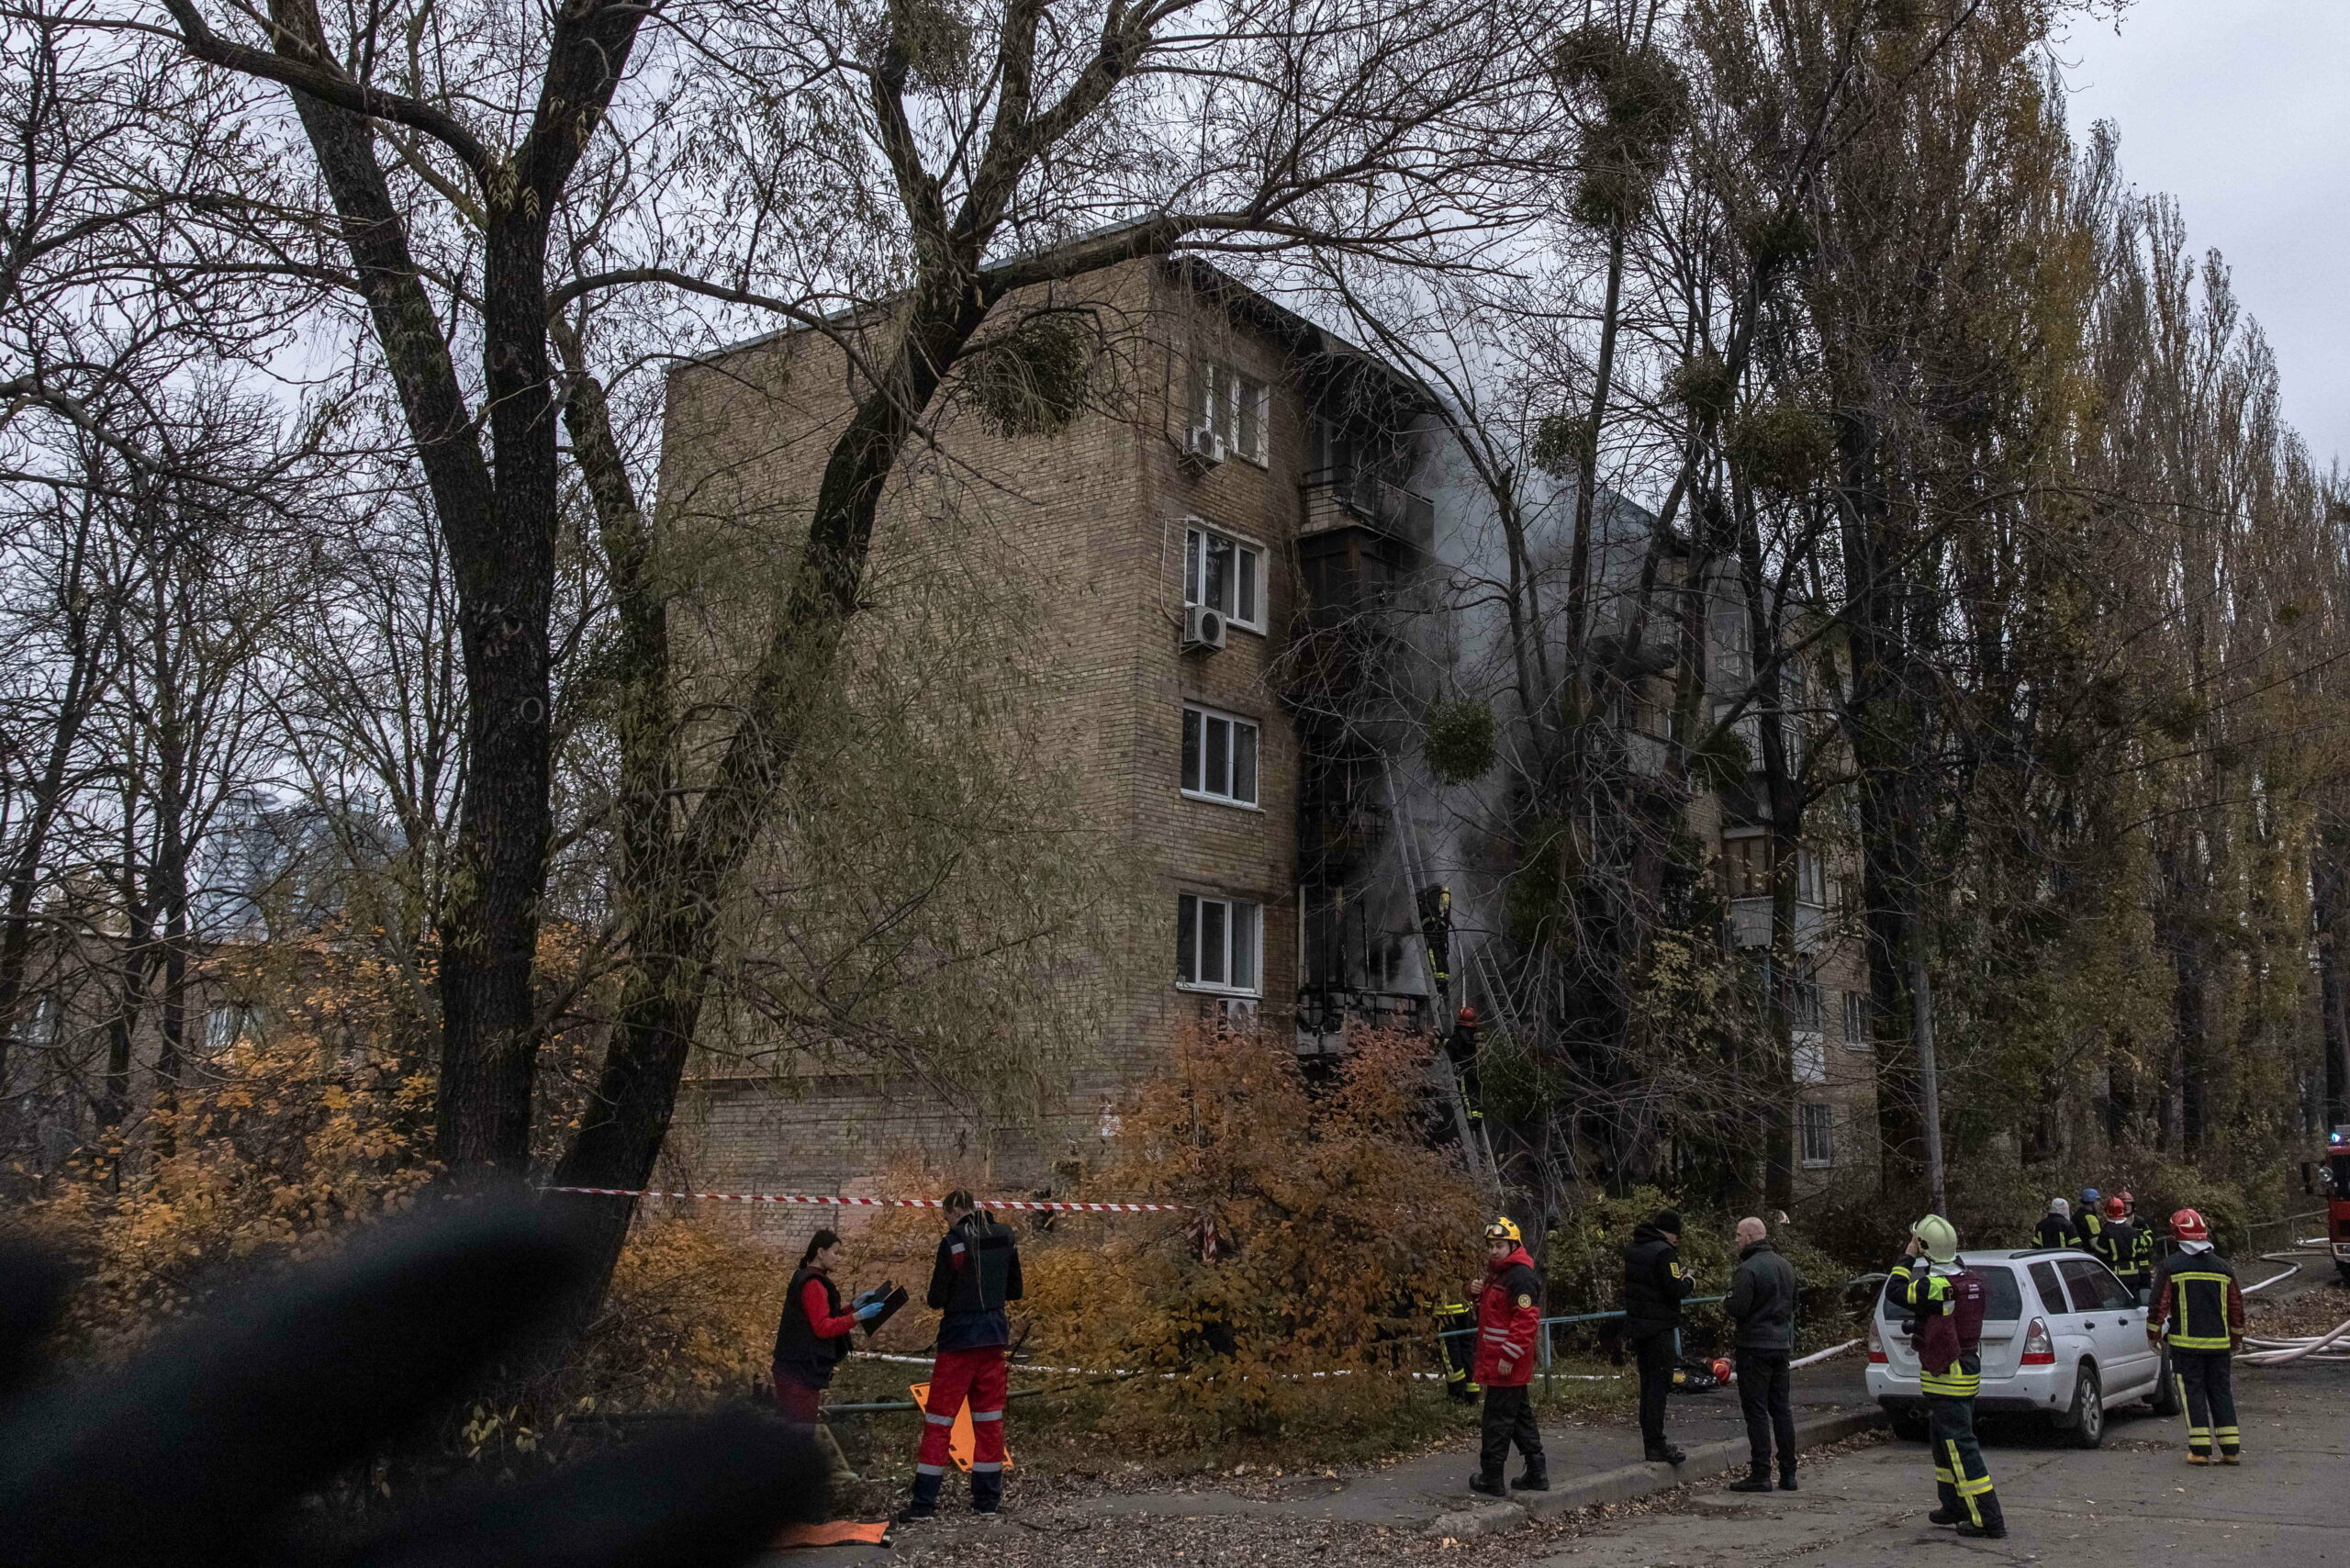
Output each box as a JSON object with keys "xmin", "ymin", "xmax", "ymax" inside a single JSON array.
[{"xmin": 1302, "ymin": 465, "xmax": 1435, "ymax": 544}]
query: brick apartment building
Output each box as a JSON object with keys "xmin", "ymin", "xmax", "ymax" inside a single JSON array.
[{"xmin": 656, "ymin": 255, "xmax": 1876, "ymax": 1226}]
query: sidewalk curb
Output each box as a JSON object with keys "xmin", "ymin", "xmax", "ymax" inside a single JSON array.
[{"xmin": 1425, "ymin": 1406, "xmax": 1886, "ymax": 1536}]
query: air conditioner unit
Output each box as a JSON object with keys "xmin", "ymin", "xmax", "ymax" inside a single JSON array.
[
  {"xmin": 1183, "ymin": 604, "xmax": 1227, "ymax": 652},
  {"xmin": 1185, "ymin": 425, "xmax": 1226, "ymax": 465}
]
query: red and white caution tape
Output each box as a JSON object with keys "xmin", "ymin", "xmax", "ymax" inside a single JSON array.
[
  {"xmin": 541, "ymin": 1185, "xmax": 1218, "ymax": 1255},
  {"xmin": 542, "ymin": 1186, "xmax": 1193, "ymax": 1215}
]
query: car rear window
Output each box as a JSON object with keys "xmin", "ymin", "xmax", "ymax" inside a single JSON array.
[{"xmin": 1876, "ymin": 1264, "xmax": 2022, "ymax": 1322}]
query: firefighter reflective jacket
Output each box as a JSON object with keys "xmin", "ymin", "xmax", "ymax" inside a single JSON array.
[
  {"xmin": 1888, "ymin": 1257, "xmax": 1985, "ymax": 1397},
  {"xmin": 2151, "ymin": 1246, "xmax": 2244, "ymax": 1351},
  {"xmin": 2031, "ymin": 1213, "xmax": 2073, "ymax": 1249},
  {"xmin": 2073, "ymin": 1210, "xmax": 2106, "ymax": 1255},
  {"xmin": 2088, "ymin": 1218, "xmax": 2129, "ymax": 1275},
  {"xmin": 1621, "ymin": 1224, "xmax": 1695, "ymax": 1335},
  {"xmin": 927, "ymin": 1213, "xmax": 1025, "ymax": 1351},
  {"xmin": 2124, "ymin": 1223, "xmax": 2155, "ymax": 1281},
  {"xmin": 1472, "ymin": 1244, "xmax": 1542, "ymax": 1387}
]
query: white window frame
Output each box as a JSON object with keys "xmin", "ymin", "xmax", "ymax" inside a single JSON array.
[
  {"xmin": 1800, "ymin": 1101, "xmax": 1834, "ymax": 1168},
  {"xmin": 1181, "ymin": 703, "xmax": 1261, "ymax": 808},
  {"xmin": 1841, "ymin": 989, "xmax": 1870, "ymax": 1051},
  {"xmin": 1183, "ymin": 521, "xmax": 1265, "ymax": 633},
  {"xmin": 1793, "ymin": 1034, "xmax": 1827, "ymax": 1085},
  {"xmin": 1177, "ymin": 892, "xmax": 1262, "ymax": 997},
  {"xmin": 1196, "ymin": 361, "xmax": 1270, "ymax": 465}
]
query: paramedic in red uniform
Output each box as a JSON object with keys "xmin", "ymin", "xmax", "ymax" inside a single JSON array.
[
  {"xmin": 1467, "ymin": 1217, "xmax": 1547, "ymax": 1496},
  {"xmin": 901, "ymin": 1191, "xmax": 1024, "ymax": 1520}
]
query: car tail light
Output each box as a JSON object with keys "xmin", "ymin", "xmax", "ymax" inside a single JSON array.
[
  {"xmin": 1867, "ymin": 1316, "xmax": 1887, "ymax": 1364},
  {"xmin": 2020, "ymin": 1316, "xmax": 2055, "ymax": 1366}
]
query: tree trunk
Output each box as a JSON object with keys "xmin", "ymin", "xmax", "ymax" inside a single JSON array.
[{"xmin": 2314, "ymin": 813, "xmax": 2349, "ymax": 1128}]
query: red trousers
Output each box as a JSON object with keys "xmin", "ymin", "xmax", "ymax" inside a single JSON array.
[
  {"xmin": 916, "ymin": 1346, "xmax": 1007, "ymax": 1476},
  {"xmin": 771, "ymin": 1371, "xmax": 823, "ymax": 1425}
]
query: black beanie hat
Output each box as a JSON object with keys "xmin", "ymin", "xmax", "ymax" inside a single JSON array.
[{"xmin": 1652, "ymin": 1209, "xmax": 1683, "ymax": 1235}]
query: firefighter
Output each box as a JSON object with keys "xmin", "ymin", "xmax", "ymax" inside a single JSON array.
[
  {"xmin": 2031, "ymin": 1197, "xmax": 2074, "ymax": 1249},
  {"xmin": 2074, "ymin": 1187, "xmax": 2106, "ymax": 1254},
  {"xmin": 901, "ymin": 1191, "xmax": 1024, "ymax": 1521},
  {"xmin": 1435, "ymin": 1295, "xmax": 1478, "ymax": 1402},
  {"xmin": 2149, "ymin": 1207, "xmax": 2245, "ymax": 1464},
  {"xmin": 2090, "ymin": 1195, "xmax": 2132, "ymax": 1276},
  {"xmin": 2119, "ymin": 1192, "xmax": 2157, "ymax": 1298},
  {"xmin": 1621, "ymin": 1208, "xmax": 1695, "ymax": 1464},
  {"xmin": 1889, "ymin": 1215, "xmax": 2006, "ymax": 1540},
  {"xmin": 771, "ymin": 1228, "xmax": 884, "ymax": 1487},
  {"xmin": 1466, "ymin": 1217, "xmax": 1547, "ymax": 1496}
]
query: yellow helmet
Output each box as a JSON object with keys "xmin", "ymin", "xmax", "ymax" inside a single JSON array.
[
  {"xmin": 1911, "ymin": 1214, "xmax": 1959, "ymax": 1264},
  {"xmin": 1484, "ymin": 1216, "xmax": 1522, "ymax": 1244}
]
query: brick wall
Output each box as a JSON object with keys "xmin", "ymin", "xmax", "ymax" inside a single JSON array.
[{"xmin": 656, "ymin": 260, "xmax": 1314, "ymax": 1217}]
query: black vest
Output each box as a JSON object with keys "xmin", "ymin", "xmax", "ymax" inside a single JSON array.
[{"xmin": 772, "ymin": 1266, "xmax": 849, "ymax": 1382}]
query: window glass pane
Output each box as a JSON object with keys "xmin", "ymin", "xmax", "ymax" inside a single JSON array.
[
  {"xmin": 2058, "ymin": 1259, "xmax": 2106, "ymax": 1314},
  {"xmin": 1195, "ymin": 364, "xmax": 1218, "ymax": 431},
  {"xmin": 1203, "ymin": 533, "xmax": 1233, "ymax": 616},
  {"xmin": 1177, "ymin": 895, "xmax": 1197, "ymax": 982},
  {"xmin": 1200, "ymin": 900, "xmax": 1227, "ymax": 985},
  {"xmin": 1237, "ymin": 546, "xmax": 1259, "ymax": 624},
  {"xmin": 1205, "ymin": 716, "xmax": 1230, "ymax": 797},
  {"xmin": 1233, "ymin": 722, "xmax": 1259, "ymax": 805},
  {"xmin": 1185, "ymin": 530, "xmax": 1202, "ymax": 604},
  {"xmin": 1181, "ymin": 708, "xmax": 1202, "ymax": 792},
  {"xmin": 1977, "ymin": 1269, "xmax": 2022, "ymax": 1320},
  {"xmin": 1237, "ymin": 379, "xmax": 1262, "ymax": 458},
  {"xmin": 2029, "ymin": 1261, "xmax": 2066, "ymax": 1316},
  {"xmin": 1231, "ymin": 902, "xmax": 1258, "ymax": 991}
]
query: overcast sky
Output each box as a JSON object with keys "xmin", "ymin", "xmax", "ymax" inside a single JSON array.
[{"xmin": 2055, "ymin": 1, "xmax": 2350, "ymax": 470}]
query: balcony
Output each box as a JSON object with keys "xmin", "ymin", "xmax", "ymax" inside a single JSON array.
[
  {"xmin": 1729, "ymin": 898, "xmax": 1826, "ymax": 951},
  {"xmin": 1302, "ymin": 465, "xmax": 1434, "ymax": 544},
  {"xmin": 1294, "ymin": 986, "xmax": 1429, "ymax": 1053}
]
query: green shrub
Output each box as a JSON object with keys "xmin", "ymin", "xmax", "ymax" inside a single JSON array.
[{"xmin": 1424, "ymin": 697, "xmax": 1497, "ymax": 783}]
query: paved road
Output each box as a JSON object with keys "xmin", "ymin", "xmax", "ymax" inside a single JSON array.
[{"xmin": 1539, "ymin": 1355, "xmax": 2348, "ymax": 1566}]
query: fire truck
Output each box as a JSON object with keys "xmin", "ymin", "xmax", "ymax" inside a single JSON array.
[{"xmin": 2311, "ymin": 1126, "xmax": 2350, "ymax": 1284}]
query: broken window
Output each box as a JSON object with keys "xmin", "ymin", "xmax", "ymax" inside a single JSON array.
[{"xmin": 1185, "ymin": 523, "xmax": 1263, "ymax": 629}]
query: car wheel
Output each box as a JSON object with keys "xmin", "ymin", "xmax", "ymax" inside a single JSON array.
[
  {"xmin": 2063, "ymin": 1363, "xmax": 2105, "ymax": 1449},
  {"xmin": 2147, "ymin": 1347, "xmax": 2179, "ymax": 1416},
  {"xmin": 1886, "ymin": 1406, "xmax": 1930, "ymax": 1443}
]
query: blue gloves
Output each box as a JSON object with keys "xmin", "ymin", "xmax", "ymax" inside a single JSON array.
[{"xmin": 855, "ymin": 1300, "xmax": 885, "ymax": 1322}]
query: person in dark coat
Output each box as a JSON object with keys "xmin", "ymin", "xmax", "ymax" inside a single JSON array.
[
  {"xmin": 902, "ymin": 1192, "xmax": 1024, "ymax": 1521},
  {"xmin": 1620, "ymin": 1208, "xmax": 1695, "ymax": 1463},
  {"xmin": 2031, "ymin": 1197, "xmax": 2074, "ymax": 1249},
  {"xmin": 1722, "ymin": 1216, "xmax": 1802, "ymax": 1493},
  {"xmin": 771, "ymin": 1229, "xmax": 881, "ymax": 1485}
]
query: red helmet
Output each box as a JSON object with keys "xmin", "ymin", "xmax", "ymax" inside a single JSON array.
[
  {"xmin": 2104, "ymin": 1196, "xmax": 2125, "ymax": 1219},
  {"xmin": 1458, "ymin": 1005, "xmax": 1479, "ymax": 1025},
  {"xmin": 2171, "ymin": 1207, "xmax": 2209, "ymax": 1242}
]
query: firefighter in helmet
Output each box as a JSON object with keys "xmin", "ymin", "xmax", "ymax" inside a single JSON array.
[
  {"xmin": 1467, "ymin": 1217, "xmax": 1547, "ymax": 1496},
  {"xmin": 1889, "ymin": 1215, "xmax": 2006, "ymax": 1540},
  {"xmin": 2149, "ymin": 1208, "xmax": 2245, "ymax": 1464}
]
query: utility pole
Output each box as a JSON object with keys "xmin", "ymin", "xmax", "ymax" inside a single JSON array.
[{"xmin": 1910, "ymin": 953, "xmax": 1945, "ymax": 1215}]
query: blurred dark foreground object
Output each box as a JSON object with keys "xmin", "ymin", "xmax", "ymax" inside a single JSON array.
[{"xmin": 0, "ymin": 1204, "xmax": 824, "ymax": 1568}]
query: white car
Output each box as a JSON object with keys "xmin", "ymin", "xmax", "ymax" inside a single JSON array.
[{"xmin": 1864, "ymin": 1248, "xmax": 2177, "ymax": 1448}]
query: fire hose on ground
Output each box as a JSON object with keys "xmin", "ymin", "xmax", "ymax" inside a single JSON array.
[{"xmin": 2235, "ymin": 1236, "xmax": 2350, "ymax": 1364}]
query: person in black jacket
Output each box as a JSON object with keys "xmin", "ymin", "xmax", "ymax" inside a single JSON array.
[
  {"xmin": 1621, "ymin": 1209, "xmax": 1695, "ymax": 1463},
  {"xmin": 2031, "ymin": 1198, "xmax": 2073, "ymax": 1249},
  {"xmin": 1722, "ymin": 1216, "xmax": 1802, "ymax": 1493},
  {"xmin": 902, "ymin": 1192, "xmax": 1025, "ymax": 1521},
  {"xmin": 772, "ymin": 1228, "xmax": 881, "ymax": 1486}
]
